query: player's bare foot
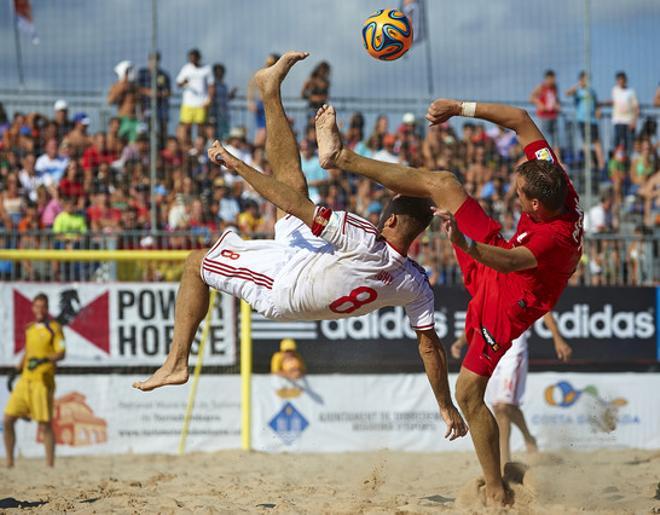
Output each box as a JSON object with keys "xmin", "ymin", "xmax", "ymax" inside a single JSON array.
[
  {"xmin": 254, "ymin": 51, "xmax": 309, "ymax": 96},
  {"xmin": 132, "ymin": 362, "xmax": 189, "ymax": 391},
  {"xmin": 315, "ymin": 104, "xmax": 343, "ymax": 169},
  {"xmin": 485, "ymin": 483, "xmax": 514, "ymax": 506},
  {"xmin": 525, "ymin": 436, "xmax": 538, "ymax": 453}
]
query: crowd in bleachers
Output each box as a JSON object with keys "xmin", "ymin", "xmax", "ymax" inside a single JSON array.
[{"xmin": 0, "ymin": 52, "xmax": 658, "ymax": 285}]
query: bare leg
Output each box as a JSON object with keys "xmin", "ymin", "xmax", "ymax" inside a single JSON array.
[
  {"xmin": 456, "ymin": 368, "xmax": 512, "ymax": 506},
  {"xmin": 254, "ymin": 51, "xmax": 310, "ymax": 220},
  {"xmin": 133, "ymin": 250, "xmax": 209, "ymax": 391},
  {"xmin": 40, "ymin": 422, "xmax": 55, "ymax": 467},
  {"xmin": 493, "ymin": 403, "xmax": 513, "ymax": 466},
  {"xmin": 594, "ymin": 140, "xmax": 605, "ymax": 170},
  {"xmin": 315, "ymin": 105, "xmax": 467, "ymax": 213},
  {"xmin": 507, "ymin": 404, "xmax": 538, "ymax": 453},
  {"xmin": 3, "ymin": 414, "xmax": 17, "ymax": 468}
]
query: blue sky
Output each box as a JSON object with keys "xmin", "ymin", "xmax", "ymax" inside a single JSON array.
[{"xmin": 0, "ymin": 0, "xmax": 658, "ymax": 105}]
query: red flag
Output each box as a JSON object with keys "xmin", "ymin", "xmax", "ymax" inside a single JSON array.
[{"xmin": 14, "ymin": 0, "xmax": 39, "ymax": 45}]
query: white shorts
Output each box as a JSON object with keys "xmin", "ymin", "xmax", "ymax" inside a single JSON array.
[
  {"xmin": 485, "ymin": 332, "xmax": 529, "ymax": 407},
  {"xmin": 200, "ymin": 215, "xmax": 307, "ymax": 319}
]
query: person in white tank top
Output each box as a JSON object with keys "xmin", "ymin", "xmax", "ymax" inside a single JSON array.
[{"xmin": 134, "ymin": 52, "xmax": 467, "ymax": 442}]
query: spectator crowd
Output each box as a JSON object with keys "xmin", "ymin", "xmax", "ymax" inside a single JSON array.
[{"xmin": 0, "ymin": 52, "xmax": 658, "ymax": 285}]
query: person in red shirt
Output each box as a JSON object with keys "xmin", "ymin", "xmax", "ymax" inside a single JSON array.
[
  {"xmin": 81, "ymin": 132, "xmax": 116, "ymax": 172},
  {"xmin": 530, "ymin": 69, "xmax": 561, "ymax": 147},
  {"xmin": 316, "ymin": 99, "xmax": 583, "ymax": 506},
  {"xmin": 86, "ymin": 190, "xmax": 122, "ymax": 233}
]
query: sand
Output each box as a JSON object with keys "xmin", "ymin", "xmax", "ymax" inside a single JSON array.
[{"xmin": 1, "ymin": 449, "xmax": 659, "ymax": 514}]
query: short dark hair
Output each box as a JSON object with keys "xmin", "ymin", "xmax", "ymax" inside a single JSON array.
[
  {"xmin": 189, "ymin": 48, "xmax": 201, "ymax": 60},
  {"xmin": 377, "ymin": 196, "xmax": 434, "ymax": 238},
  {"xmin": 33, "ymin": 293, "xmax": 48, "ymax": 306},
  {"xmin": 616, "ymin": 71, "xmax": 627, "ymax": 80},
  {"xmin": 213, "ymin": 63, "xmax": 225, "ymax": 75},
  {"xmin": 516, "ymin": 160, "xmax": 567, "ymax": 211},
  {"xmin": 544, "ymin": 69, "xmax": 556, "ymax": 77}
]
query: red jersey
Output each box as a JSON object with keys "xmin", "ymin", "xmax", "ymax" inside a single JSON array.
[
  {"xmin": 454, "ymin": 139, "xmax": 582, "ymax": 376},
  {"xmin": 507, "ymin": 140, "xmax": 583, "ymax": 328},
  {"xmin": 536, "ymin": 84, "xmax": 560, "ymax": 120}
]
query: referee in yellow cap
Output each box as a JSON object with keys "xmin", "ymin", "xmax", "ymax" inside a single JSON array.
[
  {"xmin": 4, "ymin": 293, "xmax": 66, "ymax": 468},
  {"xmin": 270, "ymin": 338, "xmax": 306, "ymax": 380}
]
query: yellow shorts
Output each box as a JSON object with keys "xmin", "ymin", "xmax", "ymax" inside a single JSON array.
[
  {"xmin": 4, "ymin": 377, "xmax": 54, "ymax": 423},
  {"xmin": 180, "ymin": 105, "xmax": 208, "ymax": 125}
]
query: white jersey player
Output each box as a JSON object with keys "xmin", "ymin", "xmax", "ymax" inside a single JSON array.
[
  {"xmin": 202, "ymin": 211, "xmax": 434, "ymax": 328},
  {"xmin": 134, "ymin": 51, "xmax": 467, "ymax": 441}
]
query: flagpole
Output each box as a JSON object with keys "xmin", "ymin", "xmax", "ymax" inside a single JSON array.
[
  {"xmin": 422, "ymin": 0, "xmax": 434, "ymax": 98},
  {"xmin": 12, "ymin": 0, "xmax": 26, "ymax": 88}
]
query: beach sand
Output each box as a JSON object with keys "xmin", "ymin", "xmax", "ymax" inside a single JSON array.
[{"xmin": 1, "ymin": 449, "xmax": 659, "ymax": 513}]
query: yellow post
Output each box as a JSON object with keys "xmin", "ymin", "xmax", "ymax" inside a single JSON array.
[
  {"xmin": 178, "ymin": 289, "xmax": 217, "ymax": 455},
  {"xmin": 240, "ymin": 300, "xmax": 252, "ymax": 451}
]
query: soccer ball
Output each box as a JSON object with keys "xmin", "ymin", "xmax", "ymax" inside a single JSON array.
[{"xmin": 362, "ymin": 9, "xmax": 413, "ymax": 61}]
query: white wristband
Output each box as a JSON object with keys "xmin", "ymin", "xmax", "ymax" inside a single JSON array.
[{"xmin": 460, "ymin": 101, "xmax": 477, "ymax": 118}]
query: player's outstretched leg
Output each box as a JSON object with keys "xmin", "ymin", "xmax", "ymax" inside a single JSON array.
[
  {"xmin": 254, "ymin": 51, "xmax": 309, "ymax": 217},
  {"xmin": 133, "ymin": 251, "xmax": 209, "ymax": 391},
  {"xmin": 315, "ymin": 104, "xmax": 466, "ymax": 212}
]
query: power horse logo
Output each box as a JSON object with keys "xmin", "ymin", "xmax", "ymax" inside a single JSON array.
[{"xmin": 13, "ymin": 288, "xmax": 110, "ymax": 354}]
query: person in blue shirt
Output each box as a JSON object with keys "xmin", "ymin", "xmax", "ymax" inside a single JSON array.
[
  {"xmin": 209, "ymin": 63, "xmax": 237, "ymax": 141},
  {"xmin": 566, "ymin": 71, "xmax": 605, "ymax": 170},
  {"xmin": 299, "ymin": 138, "xmax": 329, "ymax": 204}
]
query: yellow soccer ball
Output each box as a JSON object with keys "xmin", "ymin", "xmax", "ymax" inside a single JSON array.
[{"xmin": 362, "ymin": 9, "xmax": 413, "ymax": 61}]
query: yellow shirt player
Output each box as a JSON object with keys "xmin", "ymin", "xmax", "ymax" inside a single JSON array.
[
  {"xmin": 270, "ymin": 339, "xmax": 306, "ymax": 380},
  {"xmin": 4, "ymin": 293, "xmax": 66, "ymax": 468}
]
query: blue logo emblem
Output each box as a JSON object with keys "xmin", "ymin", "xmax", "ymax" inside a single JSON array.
[{"xmin": 268, "ymin": 401, "xmax": 309, "ymax": 445}]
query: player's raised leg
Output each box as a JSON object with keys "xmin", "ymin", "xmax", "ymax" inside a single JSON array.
[
  {"xmin": 456, "ymin": 368, "xmax": 512, "ymax": 505},
  {"xmin": 133, "ymin": 251, "xmax": 209, "ymax": 391},
  {"xmin": 254, "ymin": 51, "xmax": 310, "ymax": 219},
  {"xmin": 315, "ymin": 104, "xmax": 467, "ymax": 213}
]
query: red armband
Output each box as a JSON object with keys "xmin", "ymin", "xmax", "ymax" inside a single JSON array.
[{"xmin": 311, "ymin": 206, "xmax": 332, "ymax": 237}]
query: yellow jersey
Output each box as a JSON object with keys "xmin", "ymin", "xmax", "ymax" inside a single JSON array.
[{"xmin": 22, "ymin": 319, "xmax": 65, "ymax": 383}]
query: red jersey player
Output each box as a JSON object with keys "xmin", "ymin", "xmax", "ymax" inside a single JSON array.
[{"xmin": 316, "ymin": 99, "xmax": 583, "ymax": 505}]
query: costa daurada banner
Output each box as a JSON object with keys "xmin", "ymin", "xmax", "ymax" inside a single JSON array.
[
  {"xmin": 253, "ymin": 373, "xmax": 660, "ymax": 452},
  {"xmin": 0, "ymin": 375, "xmax": 240, "ymax": 458},
  {"xmin": 0, "ymin": 283, "xmax": 236, "ymax": 367}
]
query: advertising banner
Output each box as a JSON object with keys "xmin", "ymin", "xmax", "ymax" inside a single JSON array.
[
  {"xmin": 252, "ymin": 373, "xmax": 659, "ymax": 452},
  {"xmin": 0, "ymin": 374, "xmax": 240, "ymax": 458},
  {"xmin": 0, "ymin": 283, "xmax": 236, "ymax": 367},
  {"xmin": 250, "ymin": 287, "xmax": 658, "ymax": 372}
]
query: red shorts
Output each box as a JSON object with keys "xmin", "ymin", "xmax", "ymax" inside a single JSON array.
[{"xmin": 453, "ymin": 197, "xmax": 525, "ymax": 377}]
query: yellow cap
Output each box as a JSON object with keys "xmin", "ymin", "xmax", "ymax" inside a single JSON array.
[{"xmin": 280, "ymin": 338, "xmax": 297, "ymax": 351}]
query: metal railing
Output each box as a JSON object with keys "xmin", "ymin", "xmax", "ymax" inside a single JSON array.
[{"xmin": 0, "ymin": 229, "xmax": 656, "ymax": 286}]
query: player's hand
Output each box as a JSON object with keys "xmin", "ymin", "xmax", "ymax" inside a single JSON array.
[
  {"xmin": 554, "ymin": 338, "xmax": 573, "ymax": 362},
  {"xmin": 426, "ymin": 98, "xmax": 461, "ymax": 126},
  {"xmin": 433, "ymin": 208, "xmax": 468, "ymax": 250},
  {"xmin": 450, "ymin": 339, "xmax": 464, "ymax": 360},
  {"xmin": 440, "ymin": 404, "xmax": 468, "ymax": 441},
  {"xmin": 208, "ymin": 140, "xmax": 242, "ymax": 170}
]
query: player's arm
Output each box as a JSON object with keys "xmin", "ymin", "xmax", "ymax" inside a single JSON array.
[
  {"xmin": 48, "ymin": 325, "xmax": 66, "ymax": 363},
  {"xmin": 426, "ymin": 98, "xmax": 544, "ymax": 149},
  {"xmin": 435, "ymin": 208, "xmax": 537, "ymax": 273},
  {"xmin": 416, "ymin": 328, "xmax": 468, "ymax": 440},
  {"xmin": 16, "ymin": 352, "xmax": 26, "ymax": 372},
  {"xmin": 208, "ymin": 141, "xmax": 315, "ymax": 227},
  {"xmin": 542, "ymin": 312, "xmax": 572, "ymax": 361}
]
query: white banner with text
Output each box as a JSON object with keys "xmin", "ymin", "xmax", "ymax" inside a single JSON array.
[
  {"xmin": 253, "ymin": 373, "xmax": 660, "ymax": 452},
  {"xmin": 0, "ymin": 374, "xmax": 240, "ymax": 458},
  {"xmin": 0, "ymin": 283, "xmax": 236, "ymax": 367}
]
